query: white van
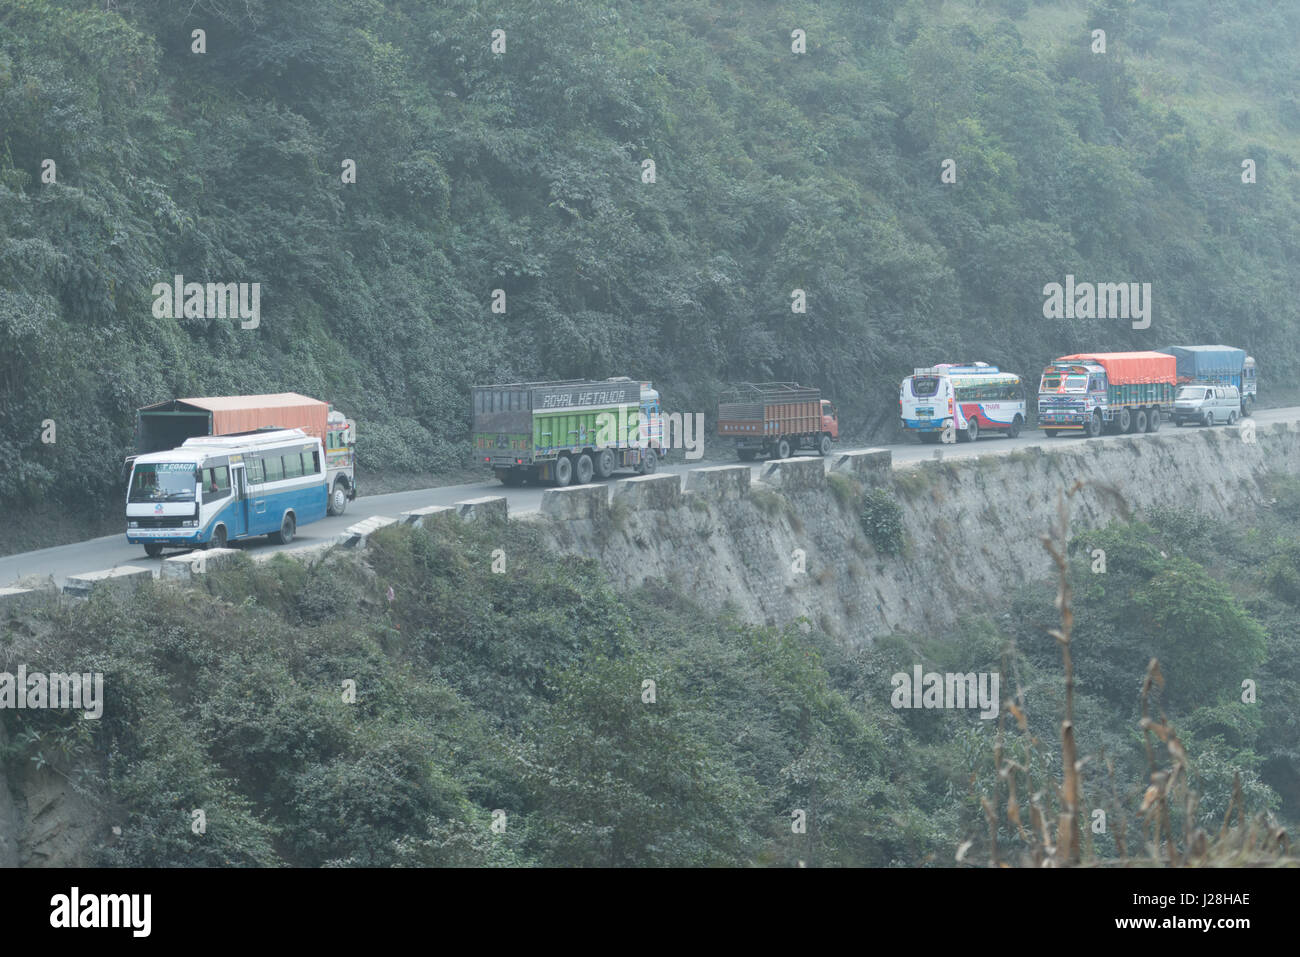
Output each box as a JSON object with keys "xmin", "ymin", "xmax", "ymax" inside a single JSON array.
[{"xmin": 1171, "ymin": 384, "xmax": 1241, "ymax": 427}]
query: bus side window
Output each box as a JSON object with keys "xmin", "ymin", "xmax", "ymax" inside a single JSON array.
[
  {"xmin": 247, "ymin": 458, "xmax": 264, "ymax": 484},
  {"xmin": 284, "ymin": 454, "xmax": 304, "ymax": 479},
  {"xmin": 304, "ymin": 450, "xmax": 320, "ymax": 475},
  {"xmin": 204, "ymin": 466, "xmax": 231, "ymax": 501},
  {"xmin": 264, "ymin": 456, "xmax": 284, "ymax": 482}
]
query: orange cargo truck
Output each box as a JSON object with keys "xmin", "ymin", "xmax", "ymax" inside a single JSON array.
[
  {"xmin": 717, "ymin": 382, "xmax": 839, "ymax": 461},
  {"xmin": 132, "ymin": 393, "xmax": 358, "ymax": 515}
]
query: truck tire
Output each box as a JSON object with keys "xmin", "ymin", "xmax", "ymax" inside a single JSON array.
[
  {"xmin": 500, "ymin": 469, "xmax": 525, "ymax": 487},
  {"xmin": 818, "ymin": 434, "xmax": 833, "ymax": 456},
  {"xmin": 1119, "ymin": 408, "xmax": 1133, "ymax": 433},
  {"xmin": 1087, "ymin": 413, "xmax": 1102, "ymax": 438},
  {"xmin": 144, "ymin": 543, "xmax": 165, "ymax": 558},
  {"xmin": 575, "ymin": 454, "xmax": 594, "ymax": 485},
  {"xmin": 1133, "ymin": 409, "xmax": 1148, "ymax": 434},
  {"xmin": 595, "ymin": 449, "xmax": 617, "ymax": 479},
  {"xmin": 1043, "ymin": 429, "xmax": 1059, "ymax": 438},
  {"xmin": 269, "ymin": 512, "xmax": 296, "ymax": 545},
  {"xmin": 1146, "ymin": 409, "xmax": 1161, "ymax": 432},
  {"xmin": 776, "ymin": 438, "xmax": 792, "ymax": 460},
  {"xmin": 738, "ymin": 449, "xmax": 756, "ymax": 461},
  {"xmin": 553, "ymin": 456, "xmax": 573, "ymax": 487},
  {"xmin": 328, "ymin": 479, "xmax": 350, "ymax": 514},
  {"xmin": 1007, "ymin": 415, "xmax": 1022, "ymax": 439},
  {"xmin": 640, "ymin": 450, "xmax": 659, "ymax": 474}
]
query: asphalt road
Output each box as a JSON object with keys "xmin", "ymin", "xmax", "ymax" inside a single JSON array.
[{"xmin": 5, "ymin": 406, "xmax": 1297, "ymax": 588}]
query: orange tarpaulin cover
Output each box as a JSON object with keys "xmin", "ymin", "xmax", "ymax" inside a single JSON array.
[
  {"xmin": 1055, "ymin": 352, "xmax": 1177, "ymax": 385},
  {"xmin": 178, "ymin": 393, "xmax": 329, "ymax": 440}
]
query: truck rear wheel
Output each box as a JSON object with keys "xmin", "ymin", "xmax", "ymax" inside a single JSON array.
[
  {"xmin": 1119, "ymin": 408, "xmax": 1133, "ymax": 433},
  {"xmin": 1133, "ymin": 409, "xmax": 1148, "ymax": 434},
  {"xmin": 738, "ymin": 449, "xmax": 756, "ymax": 461},
  {"xmin": 640, "ymin": 450, "xmax": 659, "ymax": 474},
  {"xmin": 1146, "ymin": 409, "xmax": 1161, "ymax": 432},
  {"xmin": 1043, "ymin": 430, "xmax": 1058, "ymax": 438},
  {"xmin": 500, "ymin": 469, "xmax": 525, "ymax": 487},
  {"xmin": 553, "ymin": 456, "xmax": 573, "ymax": 487},
  {"xmin": 776, "ymin": 438, "xmax": 792, "ymax": 459},
  {"xmin": 818, "ymin": 434, "xmax": 833, "ymax": 456},
  {"xmin": 575, "ymin": 454, "xmax": 594, "ymax": 484}
]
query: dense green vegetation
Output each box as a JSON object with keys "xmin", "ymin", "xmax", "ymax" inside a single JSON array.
[
  {"xmin": 4, "ymin": 485, "xmax": 1298, "ymax": 866},
  {"xmin": 3, "ymin": 0, "xmax": 1300, "ymax": 542}
]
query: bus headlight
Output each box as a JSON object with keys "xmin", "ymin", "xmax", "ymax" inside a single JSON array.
[{"xmin": 183, "ymin": 520, "xmax": 197, "ymax": 528}]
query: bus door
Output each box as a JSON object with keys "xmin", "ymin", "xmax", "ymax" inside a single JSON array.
[
  {"xmin": 228, "ymin": 464, "xmax": 249, "ymax": 540},
  {"xmin": 247, "ymin": 457, "xmax": 269, "ymax": 531}
]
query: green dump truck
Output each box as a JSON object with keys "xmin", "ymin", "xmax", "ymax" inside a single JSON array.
[{"xmin": 472, "ymin": 378, "xmax": 666, "ymax": 486}]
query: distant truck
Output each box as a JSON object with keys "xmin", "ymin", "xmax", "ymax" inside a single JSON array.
[
  {"xmin": 1037, "ymin": 351, "xmax": 1177, "ymax": 438},
  {"xmin": 1158, "ymin": 345, "xmax": 1256, "ymax": 416},
  {"xmin": 473, "ymin": 377, "xmax": 666, "ymax": 486},
  {"xmin": 717, "ymin": 382, "xmax": 838, "ymax": 460},
  {"xmin": 131, "ymin": 393, "xmax": 357, "ymax": 515}
]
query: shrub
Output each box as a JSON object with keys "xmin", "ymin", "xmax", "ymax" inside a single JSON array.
[{"xmin": 859, "ymin": 488, "xmax": 906, "ymax": 556}]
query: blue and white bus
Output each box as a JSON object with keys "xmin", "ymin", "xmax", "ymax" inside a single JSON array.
[
  {"xmin": 126, "ymin": 428, "xmax": 329, "ymax": 557},
  {"xmin": 900, "ymin": 363, "xmax": 1027, "ymax": 443}
]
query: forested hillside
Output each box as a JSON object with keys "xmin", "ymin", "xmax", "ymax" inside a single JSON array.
[
  {"xmin": 5, "ymin": 486, "xmax": 1299, "ymax": 866},
  {"xmin": 3, "ymin": 0, "xmax": 1299, "ymax": 527}
]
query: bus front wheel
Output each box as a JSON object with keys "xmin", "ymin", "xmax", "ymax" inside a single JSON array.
[{"xmin": 144, "ymin": 543, "xmax": 164, "ymax": 558}]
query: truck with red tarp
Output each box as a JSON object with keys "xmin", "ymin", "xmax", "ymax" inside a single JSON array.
[
  {"xmin": 1037, "ymin": 351, "xmax": 1177, "ymax": 438},
  {"xmin": 717, "ymin": 382, "xmax": 838, "ymax": 460},
  {"xmin": 130, "ymin": 393, "xmax": 357, "ymax": 514}
]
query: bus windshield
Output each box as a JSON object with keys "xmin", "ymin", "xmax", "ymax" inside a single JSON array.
[{"xmin": 129, "ymin": 463, "xmax": 197, "ymax": 503}]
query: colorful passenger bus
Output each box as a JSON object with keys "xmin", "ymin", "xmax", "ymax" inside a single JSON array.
[
  {"xmin": 126, "ymin": 428, "xmax": 328, "ymax": 557},
  {"xmin": 900, "ymin": 363, "xmax": 1027, "ymax": 443}
]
